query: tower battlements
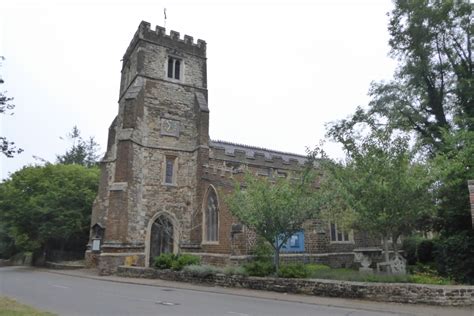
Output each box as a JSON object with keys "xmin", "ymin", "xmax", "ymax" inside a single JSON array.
[{"xmin": 123, "ymin": 21, "xmax": 207, "ymax": 62}]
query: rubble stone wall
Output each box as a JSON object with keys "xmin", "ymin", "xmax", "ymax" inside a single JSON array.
[{"xmin": 117, "ymin": 266, "xmax": 474, "ymax": 306}]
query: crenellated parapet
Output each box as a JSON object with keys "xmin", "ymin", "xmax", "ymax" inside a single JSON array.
[
  {"xmin": 210, "ymin": 140, "xmax": 307, "ymax": 170},
  {"xmin": 123, "ymin": 21, "xmax": 206, "ymax": 63}
]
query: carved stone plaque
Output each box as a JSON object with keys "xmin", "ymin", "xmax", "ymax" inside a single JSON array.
[{"xmin": 161, "ymin": 119, "xmax": 180, "ymax": 137}]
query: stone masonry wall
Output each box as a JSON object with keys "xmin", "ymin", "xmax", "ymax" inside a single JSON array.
[{"xmin": 117, "ymin": 266, "xmax": 474, "ymax": 306}]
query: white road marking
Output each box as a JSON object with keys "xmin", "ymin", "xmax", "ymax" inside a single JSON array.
[
  {"xmin": 156, "ymin": 301, "xmax": 180, "ymax": 306},
  {"xmin": 50, "ymin": 284, "xmax": 69, "ymax": 289},
  {"xmin": 227, "ymin": 312, "xmax": 250, "ymax": 316}
]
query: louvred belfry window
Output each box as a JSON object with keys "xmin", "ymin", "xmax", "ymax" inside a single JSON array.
[{"xmin": 167, "ymin": 57, "xmax": 181, "ymax": 80}]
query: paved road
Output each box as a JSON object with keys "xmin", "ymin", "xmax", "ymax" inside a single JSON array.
[{"xmin": 0, "ymin": 267, "xmax": 471, "ymax": 316}]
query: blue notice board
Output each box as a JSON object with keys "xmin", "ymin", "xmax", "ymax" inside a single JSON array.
[{"xmin": 279, "ymin": 230, "xmax": 304, "ymax": 252}]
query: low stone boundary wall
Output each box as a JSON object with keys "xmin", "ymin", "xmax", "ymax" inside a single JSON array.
[
  {"xmin": 117, "ymin": 266, "xmax": 474, "ymax": 306},
  {"xmin": 45, "ymin": 261, "xmax": 85, "ymax": 270},
  {"xmin": 0, "ymin": 253, "xmax": 32, "ymax": 267}
]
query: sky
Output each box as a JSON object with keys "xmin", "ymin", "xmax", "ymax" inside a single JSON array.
[{"xmin": 0, "ymin": 0, "xmax": 397, "ymax": 180}]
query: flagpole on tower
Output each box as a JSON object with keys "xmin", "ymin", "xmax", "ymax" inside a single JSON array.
[{"xmin": 164, "ymin": 8, "xmax": 167, "ymax": 28}]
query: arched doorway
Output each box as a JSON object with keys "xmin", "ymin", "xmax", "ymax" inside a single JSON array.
[{"xmin": 149, "ymin": 215, "xmax": 174, "ymax": 265}]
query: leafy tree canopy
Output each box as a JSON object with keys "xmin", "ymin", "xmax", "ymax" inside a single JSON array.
[
  {"xmin": 227, "ymin": 158, "xmax": 325, "ymax": 271},
  {"xmin": 0, "ymin": 164, "xmax": 99, "ymax": 256},
  {"xmin": 326, "ymin": 0, "xmax": 473, "ymax": 237},
  {"xmin": 328, "ymin": 0, "xmax": 472, "ymax": 154},
  {"xmin": 319, "ymin": 133, "xmax": 435, "ymax": 254},
  {"xmin": 324, "ymin": 0, "xmax": 473, "ymax": 279},
  {"xmin": 431, "ymin": 129, "xmax": 474, "ymax": 235}
]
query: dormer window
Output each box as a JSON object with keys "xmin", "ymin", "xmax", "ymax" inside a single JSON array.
[{"xmin": 167, "ymin": 57, "xmax": 181, "ymax": 80}]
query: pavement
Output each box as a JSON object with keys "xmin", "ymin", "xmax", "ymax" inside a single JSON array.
[{"xmin": 27, "ymin": 267, "xmax": 474, "ymax": 316}]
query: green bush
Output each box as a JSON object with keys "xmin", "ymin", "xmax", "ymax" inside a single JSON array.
[
  {"xmin": 305, "ymin": 263, "xmax": 331, "ymax": 275},
  {"xmin": 153, "ymin": 253, "xmax": 176, "ymax": 269},
  {"xmin": 243, "ymin": 238, "xmax": 276, "ymax": 277},
  {"xmin": 153, "ymin": 253, "xmax": 200, "ymax": 270},
  {"xmin": 223, "ymin": 265, "xmax": 248, "ymax": 276},
  {"xmin": 243, "ymin": 260, "xmax": 275, "ymax": 277},
  {"xmin": 417, "ymin": 240, "xmax": 434, "ymax": 263},
  {"xmin": 182, "ymin": 264, "xmax": 249, "ymax": 278},
  {"xmin": 402, "ymin": 236, "xmax": 421, "ymax": 265},
  {"xmin": 434, "ymin": 231, "xmax": 474, "ymax": 284},
  {"xmin": 277, "ymin": 263, "xmax": 309, "ymax": 278},
  {"xmin": 251, "ymin": 237, "xmax": 273, "ymax": 261},
  {"xmin": 171, "ymin": 254, "xmax": 200, "ymax": 270},
  {"xmin": 307, "ymin": 267, "xmax": 411, "ymax": 283},
  {"xmin": 183, "ymin": 264, "xmax": 220, "ymax": 277},
  {"xmin": 402, "ymin": 236, "xmax": 436, "ymax": 265},
  {"xmin": 409, "ymin": 272, "xmax": 453, "ymax": 285}
]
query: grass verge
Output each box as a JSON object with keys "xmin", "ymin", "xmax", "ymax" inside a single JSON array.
[{"xmin": 0, "ymin": 297, "xmax": 56, "ymax": 316}]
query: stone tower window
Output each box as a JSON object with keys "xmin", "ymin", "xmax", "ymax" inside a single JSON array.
[
  {"xmin": 204, "ymin": 187, "xmax": 219, "ymax": 242},
  {"xmin": 164, "ymin": 156, "xmax": 177, "ymax": 185},
  {"xmin": 167, "ymin": 57, "xmax": 181, "ymax": 80}
]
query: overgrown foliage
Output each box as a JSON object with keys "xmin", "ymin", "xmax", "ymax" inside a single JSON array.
[
  {"xmin": 0, "ymin": 164, "xmax": 99, "ymax": 258},
  {"xmin": 153, "ymin": 253, "xmax": 200, "ymax": 270},
  {"xmin": 243, "ymin": 260, "xmax": 275, "ymax": 277},
  {"xmin": 181, "ymin": 261, "xmax": 453, "ymax": 285},
  {"xmin": 277, "ymin": 263, "xmax": 310, "ymax": 278},
  {"xmin": 431, "ymin": 129, "xmax": 474, "ymax": 234},
  {"xmin": 318, "ymin": 134, "xmax": 435, "ymax": 261},
  {"xmin": 0, "ymin": 56, "xmax": 22, "ymax": 157},
  {"xmin": 326, "ymin": 0, "xmax": 473, "ymax": 282},
  {"xmin": 433, "ymin": 231, "xmax": 474, "ymax": 284}
]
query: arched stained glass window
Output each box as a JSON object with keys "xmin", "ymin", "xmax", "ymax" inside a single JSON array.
[{"xmin": 205, "ymin": 188, "xmax": 218, "ymax": 242}]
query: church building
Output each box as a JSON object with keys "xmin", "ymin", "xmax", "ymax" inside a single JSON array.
[{"xmin": 86, "ymin": 21, "xmax": 384, "ymax": 275}]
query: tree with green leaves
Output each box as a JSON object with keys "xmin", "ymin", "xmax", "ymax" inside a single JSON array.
[
  {"xmin": 431, "ymin": 129, "xmax": 474, "ymax": 234},
  {"xmin": 326, "ymin": 1, "xmax": 473, "ymax": 280},
  {"xmin": 362, "ymin": 0, "xmax": 472, "ymax": 152},
  {"xmin": 227, "ymin": 162, "xmax": 323, "ymax": 272},
  {"xmin": 0, "ymin": 164, "xmax": 99, "ymax": 259},
  {"xmin": 320, "ymin": 133, "xmax": 435, "ymax": 263},
  {"xmin": 56, "ymin": 126, "xmax": 101, "ymax": 167},
  {"xmin": 430, "ymin": 129, "xmax": 474, "ymax": 283},
  {"xmin": 0, "ymin": 56, "xmax": 22, "ymax": 157}
]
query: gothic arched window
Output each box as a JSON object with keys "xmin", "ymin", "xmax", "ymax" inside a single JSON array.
[{"xmin": 205, "ymin": 187, "xmax": 219, "ymax": 242}]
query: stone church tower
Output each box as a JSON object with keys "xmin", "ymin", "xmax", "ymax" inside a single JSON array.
[{"xmin": 86, "ymin": 21, "xmax": 209, "ymax": 273}]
